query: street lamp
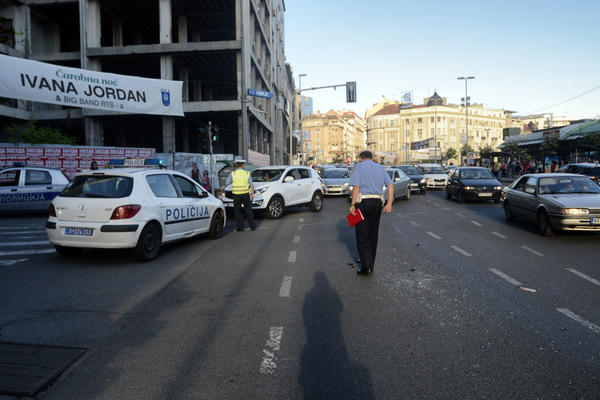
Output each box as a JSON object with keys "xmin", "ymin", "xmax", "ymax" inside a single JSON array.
[
  {"xmin": 290, "ymin": 73, "xmax": 307, "ymax": 165},
  {"xmin": 457, "ymin": 76, "xmax": 475, "ymax": 165}
]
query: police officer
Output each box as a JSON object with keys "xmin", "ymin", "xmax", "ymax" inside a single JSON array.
[
  {"xmin": 226, "ymin": 159, "xmax": 256, "ymax": 231},
  {"xmin": 349, "ymin": 151, "xmax": 393, "ymax": 275}
]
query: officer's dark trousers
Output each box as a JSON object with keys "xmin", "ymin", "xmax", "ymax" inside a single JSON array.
[
  {"xmin": 233, "ymin": 193, "xmax": 256, "ymax": 230},
  {"xmin": 355, "ymin": 198, "xmax": 383, "ymax": 271}
]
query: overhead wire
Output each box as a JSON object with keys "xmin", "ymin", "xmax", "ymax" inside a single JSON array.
[{"xmin": 523, "ymin": 83, "xmax": 600, "ymax": 115}]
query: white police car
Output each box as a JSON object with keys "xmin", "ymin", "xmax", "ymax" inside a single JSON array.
[
  {"xmin": 0, "ymin": 164, "xmax": 70, "ymax": 212},
  {"xmin": 46, "ymin": 160, "xmax": 225, "ymax": 261}
]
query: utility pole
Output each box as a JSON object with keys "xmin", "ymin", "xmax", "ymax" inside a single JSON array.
[{"xmin": 458, "ymin": 76, "xmax": 475, "ymax": 165}]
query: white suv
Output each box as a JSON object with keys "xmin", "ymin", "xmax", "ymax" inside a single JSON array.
[{"xmin": 221, "ymin": 165, "xmax": 323, "ymax": 219}]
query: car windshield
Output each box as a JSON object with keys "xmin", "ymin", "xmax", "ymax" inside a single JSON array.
[
  {"xmin": 60, "ymin": 175, "xmax": 133, "ymax": 198},
  {"xmin": 460, "ymin": 168, "xmax": 494, "ymax": 179},
  {"xmin": 420, "ymin": 166, "xmax": 445, "ymax": 174},
  {"xmin": 400, "ymin": 166, "xmax": 420, "ymax": 175},
  {"xmin": 251, "ymin": 168, "xmax": 285, "ymax": 182},
  {"xmin": 538, "ymin": 177, "xmax": 600, "ymax": 194},
  {"xmin": 323, "ymin": 169, "xmax": 349, "ymax": 179},
  {"xmin": 582, "ymin": 166, "xmax": 600, "ymax": 175}
]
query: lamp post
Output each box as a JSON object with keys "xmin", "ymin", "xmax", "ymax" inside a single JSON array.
[
  {"xmin": 298, "ymin": 73, "xmax": 307, "ymax": 165},
  {"xmin": 457, "ymin": 76, "xmax": 475, "ymax": 165}
]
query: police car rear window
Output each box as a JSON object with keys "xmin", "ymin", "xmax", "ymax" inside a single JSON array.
[{"xmin": 60, "ymin": 175, "xmax": 133, "ymax": 198}]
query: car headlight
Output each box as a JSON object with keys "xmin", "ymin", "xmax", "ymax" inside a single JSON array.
[
  {"xmin": 560, "ymin": 208, "xmax": 589, "ymax": 215},
  {"xmin": 349, "ymin": 185, "xmax": 354, "ymax": 191},
  {"xmin": 343, "ymin": 182, "xmax": 349, "ymax": 188},
  {"xmin": 254, "ymin": 187, "xmax": 268, "ymax": 195},
  {"xmin": 420, "ymin": 178, "xmax": 426, "ymax": 184},
  {"xmin": 463, "ymin": 186, "xmax": 475, "ymax": 190},
  {"xmin": 494, "ymin": 186, "xmax": 502, "ymax": 190}
]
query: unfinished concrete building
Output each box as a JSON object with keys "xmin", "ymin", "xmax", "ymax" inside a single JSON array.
[{"xmin": 0, "ymin": 0, "xmax": 295, "ymax": 163}]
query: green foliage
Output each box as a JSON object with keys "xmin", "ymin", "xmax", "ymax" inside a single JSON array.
[
  {"xmin": 502, "ymin": 142, "xmax": 523, "ymax": 159},
  {"xmin": 580, "ymin": 132, "xmax": 600, "ymax": 151},
  {"xmin": 479, "ymin": 144, "xmax": 495, "ymax": 158},
  {"xmin": 540, "ymin": 134, "xmax": 559, "ymax": 154},
  {"xmin": 5, "ymin": 120, "xmax": 76, "ymax": 145},
  {"xmin": 444, "ymin": 147, "xmax": 457, "ymax": 160},
  {"xmin": 460, "ymin": 143, "xmax": 475, "ymax": 156}
]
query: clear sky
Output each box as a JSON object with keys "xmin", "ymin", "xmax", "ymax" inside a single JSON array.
[{"xmin": 284, "ymin": 0, "xmax": 600, "ymax": 119}]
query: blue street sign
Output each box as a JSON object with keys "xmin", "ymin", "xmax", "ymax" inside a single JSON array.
[{"xmin": 248, "ymin": 88, "xmax": 274, "ymax": 98}]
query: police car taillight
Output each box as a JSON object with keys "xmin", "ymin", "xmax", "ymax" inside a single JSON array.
[
  {"xmin": 110, "ymin": 204, "xmax": 141, "ymax": 219},
  {"xmin": 49, "ymin": 203, "xmax": 56, "ymax": 217}
]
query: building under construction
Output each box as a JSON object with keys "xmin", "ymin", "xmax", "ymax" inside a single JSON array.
[{"xmin": 0, "ymin": 0, "xmax": 297, "ymax": 163}]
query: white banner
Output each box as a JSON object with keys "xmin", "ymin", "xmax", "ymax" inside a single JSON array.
[{"xmin": 0, "ymin": 54, "xmax": 183, "ymax": 116}]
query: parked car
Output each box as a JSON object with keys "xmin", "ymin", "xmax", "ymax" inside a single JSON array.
[
  {"xmin": 418, "ymin": 163, "xmax": 448, "ymax": 189},
  {"xmin": 396, "ymin": 165, "xmax": 426, "ymax": 193},
  {"xmin": 221, "ymin": 165, "xmax": 323, "ymax": 219},
  {"xmin": 558, "ymin": 163, "xmax": 600, "ymax": 185},
  {"xmin": 322, "ymin": 168, "xmax": 351, "ymax": 196},
  {"xmin": 500, "ymin": 173, "xmax": 600, "ymax": 236},
  {"xmin": 0, "ymin": 165, "xmax": 70, "ymax": 213},
  {"xmin": 47, "ymin": 165, "xmax": 225, "ymax": 261},
  {"xmin": 445, "ymin": 167, "xmax": 503, "ymax": 203},
  {"xmin": 383, "ymin": 168, "xmax": 411, "ymax": 201}
]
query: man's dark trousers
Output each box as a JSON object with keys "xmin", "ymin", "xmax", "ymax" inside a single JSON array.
[
  {"xmin": 355, "ymin": 198, "xmax": 383, "ymax": 271},
  {"xmin": 233, "ymin": 193, "xmax": 256, "ymax": 230}
]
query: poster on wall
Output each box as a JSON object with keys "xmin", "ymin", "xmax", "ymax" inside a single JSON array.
[{"xmin": 0, "ymin": 54, "xmax": 183, "ymax": 116}]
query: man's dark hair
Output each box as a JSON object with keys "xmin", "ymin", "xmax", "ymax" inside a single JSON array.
[{"xmin": 359, "ymin": 150, "xmax": 373, "ymax": 160}]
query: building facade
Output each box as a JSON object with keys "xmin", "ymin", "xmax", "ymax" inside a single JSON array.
[
  {"xmin": 365, "ymin": 93, "xmax": 520, "ymax": 164},
  {"xmin": 513, "ymin": 113, "xmax": 572, "ymax": 133},
  {"xmin": 302, "ymin": 110, "xmax": 366, "ymax": 164},
  {"xmin": 0, "ymin": 0, "xmax": 294, "ymax": 164}
]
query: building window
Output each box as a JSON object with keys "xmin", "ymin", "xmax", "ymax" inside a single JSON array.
[
  {"xmin": 389, "ymin": 119, "xmax": 394, "ymax": 127},
  {"xmin": 418, "ymin": 118, "xmax": 422, "ymax": 124},
  {"xmin": 431, "ymin": 117, "xmax": 434, "ymax": 123}
]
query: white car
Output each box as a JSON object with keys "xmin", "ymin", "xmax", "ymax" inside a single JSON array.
[
  {"xmin": 0, "ymin": 165, "xmax": 70, "ymax": 212},
  {"xmin": 221, "ymin": 165, "xmax": 323, "ymax": 219},
  {"xmin": 418, "ymin": 163, "xmax": 448, "ymax": 189},
  {"xmin": 46, "ymin": 166, "xmax": 225, "ymax": 261}
]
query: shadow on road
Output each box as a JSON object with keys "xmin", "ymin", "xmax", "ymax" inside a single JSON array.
[
  {"xmin": 336, "ymin": 218, "xmax": 358, "ymax": 263},
  {"xmin": 300, "ymin": 272, "xmax": 375, "ymax": 400}
]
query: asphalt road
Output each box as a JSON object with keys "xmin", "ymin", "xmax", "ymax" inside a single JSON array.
[{"xmin": 1, "ymin": 192, "xmax": 599, "ymax": 399}]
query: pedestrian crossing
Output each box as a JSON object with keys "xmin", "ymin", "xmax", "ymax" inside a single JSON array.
[{"xmin": 0, "ymin": 224, "xmax": 54, "ymax": 266}]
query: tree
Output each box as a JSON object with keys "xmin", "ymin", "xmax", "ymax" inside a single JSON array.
[
  {"xmin": 5, "ymin": 120, "xmax": 76, "ymax": 145},
  {"xmin": 502, "ymin": 142, "xmax": 523, "ymax": 159},
  {"xmin": 580, "ymin": 132, "xmax": 600, "ymax": 151},
  {"xmin": 540, "ymin": 134, "xmax": 559, "ymax": 154},
  {"xmin": 444, "ymin": 147, "xmax": 457, "ymax": 161},
  {"xmin": 460, "ymin": 143, "xmax": 475, "ymax": 156},
  {"xmin": 479, "ymin": 144, "xmax": 495, "ymax": 159}
]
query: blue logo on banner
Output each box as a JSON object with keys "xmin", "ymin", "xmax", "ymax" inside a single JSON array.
[{"xmin": 161, "ymin": 89, "xmax": 171, "ymax": 106}]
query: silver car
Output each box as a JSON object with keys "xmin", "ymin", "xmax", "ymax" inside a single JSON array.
[
  {"xmin": 0, "ymin": 166, "xmax": 70, "ymax": 212},
  {"xmin": 322, "ymin": 168, "xmax": 351, "ymax": 196},
  {"xmin": 501, "ymin": 173, "xmax": 600, "ymax": 236},
  {"xmin": 383, "ymin": 168, "xmax": 411, "ymax": 201}
]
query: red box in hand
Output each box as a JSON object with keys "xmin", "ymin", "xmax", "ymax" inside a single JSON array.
[{"xmin": 346, "ymin": 209, "xmax": 364, "ymax": 227}]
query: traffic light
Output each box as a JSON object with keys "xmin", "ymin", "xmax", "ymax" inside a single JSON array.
[
  {"xmin": 211, "ymin": 125, "xmax": 220, "ymax": 142},
  {"xmin": 346, "ymin": 81, "xmax": 356, "ymax": 103},
  {"xmin": 198, "ymin": 126, "xmax": 210, "ymax": 153}
]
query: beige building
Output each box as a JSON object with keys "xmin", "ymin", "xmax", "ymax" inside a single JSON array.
[
  {"xmin": 366, "ymin": 93, "xmax": 520, "ymax": 164},
  {"xmin": 513, "ymin": 114, "xmax": 572, "ymax": 133},
  {"xmin": 302, "ymin": 110, "xmax": 366, "ymax": 164}
]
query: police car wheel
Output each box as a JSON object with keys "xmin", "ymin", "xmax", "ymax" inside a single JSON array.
[
  {"xmin": 134, "ymin": 223, "xmax": 161, "ymax": 261},
  {"xmin": 54, "ymin": 245, "xmax": 82, "ymax": 257},
  {"xmin": 266, "ymin": 196, "xmax": 284, "ymax": 219},
  {"xmin": 208, "ymin": 211, "xmax": 224, "ymax": 239},
  {"xmin": 310, "ymin": 192, "xmax": 323, "ymax": 212}
]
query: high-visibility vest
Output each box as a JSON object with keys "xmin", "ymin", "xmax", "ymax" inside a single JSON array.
[{"xmin": 231, "ymin": 169, "xmax": 251, "ymax": 194}]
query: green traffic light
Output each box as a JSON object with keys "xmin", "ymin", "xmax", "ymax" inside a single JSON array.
[{"xmin": 212, "ymin": 135, "xmax": 217, "ymax": 141}]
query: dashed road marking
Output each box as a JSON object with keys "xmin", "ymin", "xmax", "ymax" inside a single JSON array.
[
  {"xmin": 489, "ymin": 268, "xmax": 523, "ymax": 286},
  {"xmin": 451, "ymin": 246, "xmax": 472, "ymax": 256},
  {"xmin": 409, "ymin": 221, "xmax": 420, "ymax": 227},
  {"xmin": 260, "ymin": 326, "xmax": 284, "ymax": 374},
  {"xmin": 566, "ymin": 268, "xmax": 600, "ymax": 286},
  {"xmin": 0, "ymin": 240, "xmax": 50, "ymax": 247},
  {"xmin": 426, "ymin": 231, "xmax": 442, "ymax": 240},
  {"xmin": 426, "ymin": 199, "xmax": 432, "ymax": 203},
  {"xmin": 293, "ymin": 235, "xmax": 300, "ymax": 244},
  {"xmin": 456, "ymin": 213, "xmax": 465, "ymax": 218},
  {"xmin": 0, "ymin": 249, "xmax": 55, "ymax": 256},
  {"xmin": 299, "ymin": 218, "xmax": 304, "ymax": 222},
  {"xmin": 521, "ymin": 246, "xmax": 544, "ymax": 257},
  {"xmin": 491, "ymin": 231, "xmax": 507, "ymax": 239},
  {"xmin": 433, "ymin": 202, "xmax": 441, "ymax": 206},
  {"xmin": 471, "ymin": 220, "xmax": 482, "ymax": 227},
  {"xmin": 0, "ymin": 258, "xmax": 28, "ymax": 266},
  {"xmin": 442, "ymin": 207, "xmax": 452, "ymax": 211},
  {"xmin": 288, "ymin": 251, "xmax": 296, "ymax": 263},
  {"xmin": 556, "ymin": 308, "xmax": 600, "ymax": 334},
  {"xmin": 279, "ymin": 276, "xmax": 293, "ymax": 297}
]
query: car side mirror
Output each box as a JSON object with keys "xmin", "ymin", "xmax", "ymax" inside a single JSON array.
[
  {"xmin": 198, "ymin": 190, "xmax": 209, "ymax": 198},
  {"xmin": 284, "ymin": 176, "xmax": 295, "ymax": 183}
]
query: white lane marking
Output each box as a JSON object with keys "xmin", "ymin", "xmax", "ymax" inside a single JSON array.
[
  {"xmin": 426, "ymin": 199, "xmax": 432, "ymax": 203},
  {"xmin": 0, "ymin": 249, "xmax": 55, "ymax": 256},
  {"xmin": 288, "ymin": 251, "xmax": 296, "ymax": 263},
  {"xmin": 556, "ymin": 308, "xmax": 600, "ymax": 334},
  {"xmin": 299, "ymin": 218, "xmax": 304, "ymax": 222},
  {"xmin": 433, "ymin": 202, "xmax": 441, "ymax": 207},
  {"xmin": 426, "ymin": 231, "xmax": 442, "ymax": 240},
  {"xmin": 521, "ymin": 246, "xmax": 544, "ymax": 257},
  {"xmin": 279, "ymin": 277, "xmax": 293, "ymax": 297},
  {"xmin": 456, "ymin": 213, "xmax": 465, "ymax": 218},
  {"xmin": 489, "ymin": 268, "xmax": 523, "ymax": 286},
  {"xmin": 471, "ymin": 220, "xmax": 482, "ymax": 227},
  {"xmin": 451, "ymin": 246, "xmax": 472, "ymax": 256},
  {"xmin": 442, "ymin": 207, "xmax": 452, "ymax": 211},
  {"xmin": 293, "ymin": 235, "xmax": 301, "ymax": 244},
  {"xmin": 0, "ymin": 240, "xmax": 50, "ymax": 247},
  {"xmin": 0, "ymin": 258, "xmax": 28, "ymax": 266},
  {"xmin": 396, "ymin": 213, "xmax": 405, "ymax": 218},
  {"xmin": 566, "ymin": 268, "xmax": 600, "ymax": 286},
  {"xmin": 409, "ymin": 221, "xmax": 420, "ymax": 227},
  {"xmin": 491, "ymin": 231, "xmax": 507, "ymax": 239},
  {"xmin": 260, "ymin": 326, "xmax": 284, "ymax": 374},
  {"xmin": 0, "ymin": 230, "xmax": 46, "ymax": 235}
]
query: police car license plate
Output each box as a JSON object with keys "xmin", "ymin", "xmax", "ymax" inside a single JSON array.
[
  {"xmin": 65, "ymin": 227, "xmax": 93, "ymax": 236},
  {"xmin": 478, "ymin": 192, "xmax": 492, "ymax": 197},
  {"xmin": 591, "ymin": 218, "xmax": 600, "ymax": 225}
]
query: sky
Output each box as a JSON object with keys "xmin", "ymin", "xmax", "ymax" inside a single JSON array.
[{"xmin": 284, "ymin": 0, "xmax": 600, "ymax": 119}]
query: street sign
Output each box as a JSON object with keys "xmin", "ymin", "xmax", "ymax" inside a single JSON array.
[{"xmin": 248, "ymin": 88, "xmax": 274, "ymax": 98}]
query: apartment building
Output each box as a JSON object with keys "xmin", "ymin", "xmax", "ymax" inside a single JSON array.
[
  {"xmin": 513, "ymin": 113, "xmax": 572, "ymax": 133},
  {"xmin": 0, "ymin": 0, "xmax": 295, "ymax": 164},
  {"xmin": 302, "ymin": 110, "xmax": 366, "ymax": 164},
  {"xmin": 366, "ymin": 93, "xmax": 520, "ymax": 163}
]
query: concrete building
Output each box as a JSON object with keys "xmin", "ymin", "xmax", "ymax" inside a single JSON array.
[
  {"xmin": 365, "ymin": 93, "xmax": 520, "ymax": 164},
  {"xmin": 513, "ymin": 113, "xmax": 572, "ymax": 133},
  {"xmin": 0, "ymin": 0, "xmax": 295, "ymax": 164},
  {"xmin": 302, "ymin": 110, "xmax": 366, "ymax": 164}
]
